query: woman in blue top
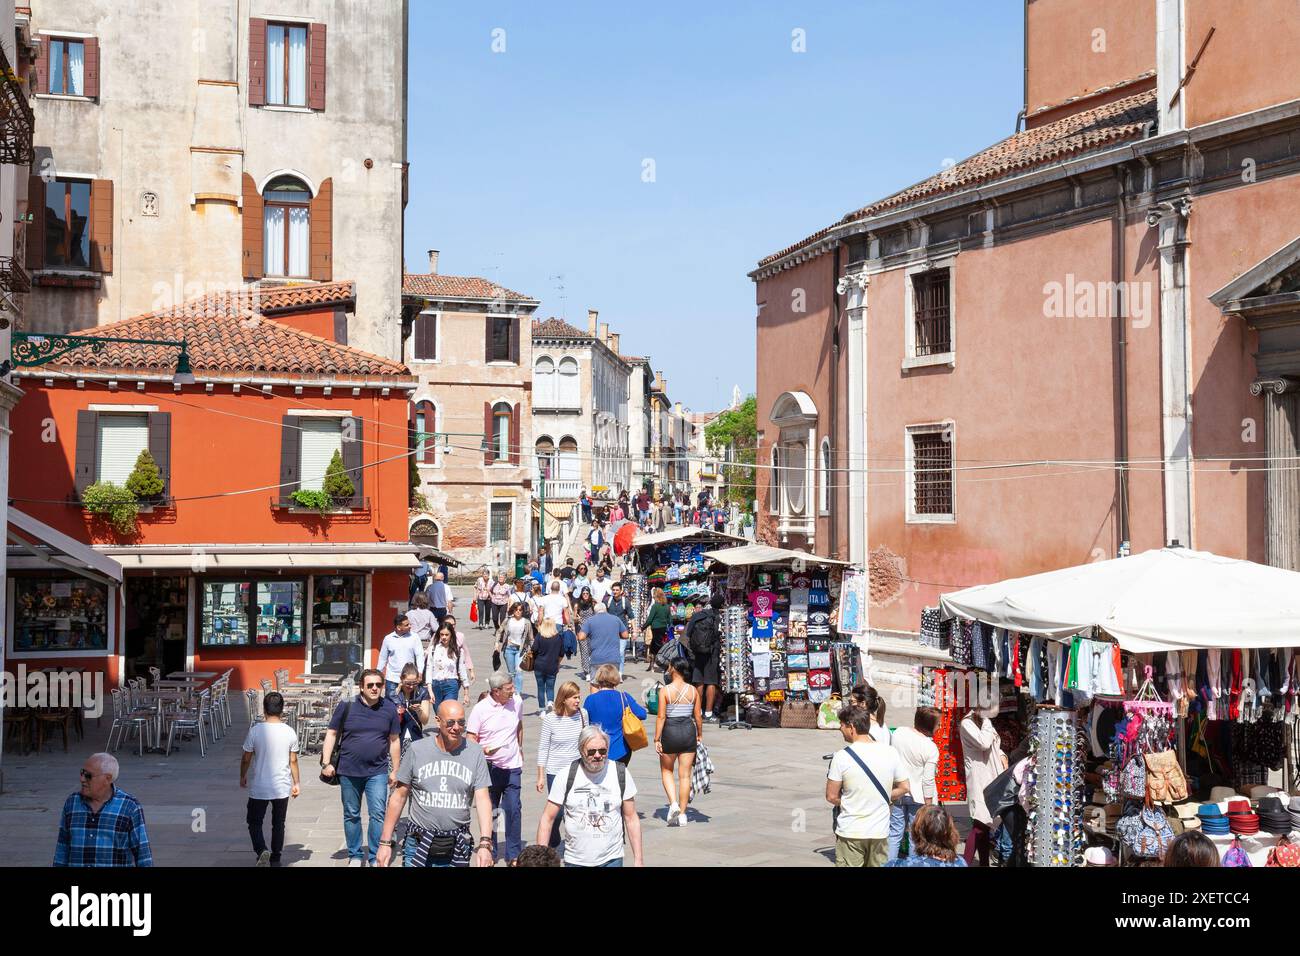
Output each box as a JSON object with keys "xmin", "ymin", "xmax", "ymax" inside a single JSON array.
[
  {"xmin": 582, "ymin": 664, "xmax": 647, "ymax": 766},
  {"xmin": 388, "ymin": 663, "xmax": 431, "ymax": 756},
  {"xmin": 884, "ymin": 805, "xmax": 968, "ymax": 868}
]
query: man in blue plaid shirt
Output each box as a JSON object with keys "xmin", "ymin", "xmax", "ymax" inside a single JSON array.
[{"xmin": 54, "ymin": 753, "xmax": 153, "ymax": 867}]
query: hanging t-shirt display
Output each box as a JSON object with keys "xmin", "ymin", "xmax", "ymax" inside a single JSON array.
[{"xmin": 748, "ymin": 590, "xmax": 778, "ymax": 618}]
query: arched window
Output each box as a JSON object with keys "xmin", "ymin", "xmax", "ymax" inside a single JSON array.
[
  {"xmin": 535, "ymin": 436, "xmax": 556, "ymax": 480},
  {"xmin": 263, "ymin": 175, "xmax": 311, "ymax": 278},
  {"xmin": 558, "ymin": 435, "xmax": 580, "ymax": 481},
  {"xmin": 785, "ymin": 442, "xmax": 807, "ymax": 515},
  {"xmin": 534, "ymin": 356, "xmax": 557, "ymax": 408},
  {"xmin": 410, "ymin": 519, "xmax": 440, "ymax": 549},
  {"xmin": 492, "ymin": 402, "xmax": 512, "ymax": 461},
  {"xmin": 558, "ymin": 356, "xmax": 580, "ymax": 408},
  {"xmin": 819, "ymin": 438, "xmax": 831, "ymax": 514}
]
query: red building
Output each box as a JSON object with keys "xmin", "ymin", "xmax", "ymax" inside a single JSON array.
[
  {"xmin": 8, "ymin": 283, "xmax": 420, "ymax": 689},
  {"xmin": 752, "ymin": 0, "xmax": 1300, "ymax": 662}
]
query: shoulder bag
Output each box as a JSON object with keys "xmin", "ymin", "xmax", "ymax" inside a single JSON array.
[
  {"xmin": 520, "ymin": 632, "xmax": 536, "ymax": 672},
  {"xmin": 780, "ymin": 699, "xmax": 819, "ymax": 730},
  {"xmin": 319, "ymin": 701, "xmax": 350, "ymax": 785},
  {"xmin": 621, "ymin": 691, "xmax": 649, "ymax": 751},
  {"xmin": 841, "ymin": 745, "xmax": 891, "ymax": 804}
]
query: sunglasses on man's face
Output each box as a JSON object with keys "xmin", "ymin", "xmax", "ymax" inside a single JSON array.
[
  {"xmin": 442, "ymin": 718, "xmax": 467, "ymax": 727},
  {"xmin": 79, "ymin": 770, "xmax": 102, "ymax": 780},
  {"xmin": 363, "ymin": 682, "xmax": 384, "ymax": 690},
  {"xmin": 584, "ymin": 749, "xmax": 608, "ymax": 758}
]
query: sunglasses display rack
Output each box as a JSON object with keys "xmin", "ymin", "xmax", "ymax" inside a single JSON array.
[{"xmin": 1027, "ymin": 708, "xmax": 1087, "ymax": 867}]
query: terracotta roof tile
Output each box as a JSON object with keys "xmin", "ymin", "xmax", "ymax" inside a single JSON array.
[
  {"xmin": 531, "ymin": 317, "xmax": 587, "ymax": 338},
  {"xmin": 402, "ymin": 274, "xmax": 537, "ymax": 303},
  {"xmin": 757, "ymin": 89, "xmax": 1158, "ymax": 268},
  {"xmin": 41, "ymin": 284, "xmax": 410, "ymax": 379}
]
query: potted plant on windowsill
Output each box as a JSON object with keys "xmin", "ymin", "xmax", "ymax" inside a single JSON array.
[
  {"xmin": 322, "ymin": 450, "xmax": 356, "ymax": 509},
  {"xmin": 81, "ymin": 482, "xmax": 140, "ymax": 535},
  {"xmin": 125, "ymin": 449, "xmax": 167, "ymax": 509},
  {"xmin": 289, "ymin": 489, "xmax": 335, "ymax": 512}
]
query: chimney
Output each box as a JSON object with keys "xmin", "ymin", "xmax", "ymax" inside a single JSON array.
[
  {"xmin": 587, "ymin": 309, "xmax": 599, "ymax": 335},
  {"xmin": 609, "ymin": 333, "xmax": 620, "ymax": 354},
  {"xmin": 598, "ymin": 321, "xmax": 609, "ymax": 343},
  {"xmin": 660, "ymin": 375, "xmax": 668, "ymax": 394},
  {"xmin": 427, "ymin": 250, "xmax": 439, "ymax": 274}
]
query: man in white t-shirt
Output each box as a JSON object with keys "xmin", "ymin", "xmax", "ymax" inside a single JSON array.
[
  {"xmin": 889, "ymin": 706, "xmax": 940, "ymax": 861},
  {"xmin": 538, "ymin": 580, "xmax": 571, "ymax": 629},
  {"xmin": 588, "ymin": 567, "xmax": 613, "ymax": 606},
  {"xmin": 537, "ymin": 725, "xmax": 643, "ymax": 867},
  {"xmin": 240, "ymin": 691, "xmax": 301, "ymax": 867},
  {"xmin": 826, "ymin": 705, "xmax": 909, "ymax": 867}
]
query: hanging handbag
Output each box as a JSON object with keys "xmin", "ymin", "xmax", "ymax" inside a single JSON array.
[
  {"xmin": 1120, "ymin": 755, "xmax": 1148, "ymax": 799},
  {"xmin": 319, "ymin": 701, "xmax": 350, "ymax": 786},
  {"xmin": 519, "ymin": 638, "xmax": 535, "ymax": 672},
  {"xmin": 469, "ymin": 600, "xmax": 479, "ymax": 624},
  {"xmin": 1266, "ymin": 836, "xmax": 1300, "ymax": 868},
  {"xmin": 620, "ymin": 692, "xmax": 649, "ymax": 751},
  {"xmin": 1222, "ymin": 836, "xmax": 1252, "ymax": 868},
  {"xmin": 1116, "ymin": 802, "xmax": 1175, "ymax": 859},
  {"xmin": 780, "ymin": 699, "xmax": 820, "ymax": 730},
  {"xmin": 644, "ymin": 684, "xmax": 660, "ymax": 716},
  {"xmin": 1143, "ymin": 749, "xmax": 1188, "ymax": 803},
  {"xmin": 816, "ymin": 696, "xmax": 842, "ymax": 730}
]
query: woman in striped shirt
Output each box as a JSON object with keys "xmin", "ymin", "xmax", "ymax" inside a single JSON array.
[{"xmin": 535, "ymin": 680, "xmax": 586, "ymax": 853}]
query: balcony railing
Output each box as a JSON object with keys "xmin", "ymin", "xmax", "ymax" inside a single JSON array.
[
  {"xmin": 0, "ymin": 43, "xmax": 34, "ymax": 166},
  {"xmin": 270, "ymin": 495, "xmax": 370, "ymax": 513},
  {"xmin": 0, "ymin": 255, "xmax": 31, "ymax": 294},
  {"xmin": 535, "ymin": 478, "xmax": 581, "ymax": 499}
]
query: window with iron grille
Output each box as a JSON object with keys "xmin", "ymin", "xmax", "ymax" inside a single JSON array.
[
  {"xmin": 912, "ymin": 269, "xmax": 951, "ymax": 356},
  {"xmin": 489, "ymin": 502, "xmax": 511, "ymax": 544},
  {"xmin": 911, "ymin": 428, "xmax": 953, "ymax": 517}
]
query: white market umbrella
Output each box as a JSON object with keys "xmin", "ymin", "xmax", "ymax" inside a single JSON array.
[{"xmin": 939, "ymin": 548, "xmax": 1300, "ymax": 653}]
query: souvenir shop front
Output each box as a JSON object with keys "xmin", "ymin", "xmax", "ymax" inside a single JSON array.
[
  {"xmin": 8, "ymin": 545, "xmax": 418, "ymax": 691},
  {"xmin": 621, "ymin": 527, "xmax": 747, "ymax": 654},
  {"xmin": 932, "ymin": 547, "xmax": 1300, "ymax": 867},
  {"xmin": 700, "ymin": 544, "xmax": 860, "ymax": 729}
]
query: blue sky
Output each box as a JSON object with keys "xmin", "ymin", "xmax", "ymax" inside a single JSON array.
[{"xmin": 405, "ymin": 2, "xmax": 1023, "ymax": 411}]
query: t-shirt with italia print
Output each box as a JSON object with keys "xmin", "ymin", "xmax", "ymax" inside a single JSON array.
[{"xmin": 395, "ymin": 736, "xmax": 492, "ymax": 832}]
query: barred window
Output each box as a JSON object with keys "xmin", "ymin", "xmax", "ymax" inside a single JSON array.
[
  {"xmin": 911, "ymin": 429, "xmax": 953, "ymax": 517},
  {"xmin": 912, "ymin": 269, "xmax": 951, "ymax": 356}
]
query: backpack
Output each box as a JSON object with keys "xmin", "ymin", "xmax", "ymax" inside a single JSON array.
[
  {"xmin": 1222, "ymin": 837, "xmax": 1252, "ymax": 868},
  {"xmin": 686, "ymin": 609, "xmax": 718, "ymax": 656},
  {"xmin": 1117, "ymin": 803, "xmax": 1175, "ymax": 859},
  {"xmin": 1266, "ymin": 837, "xmax": 1300, "ymax": 868}
]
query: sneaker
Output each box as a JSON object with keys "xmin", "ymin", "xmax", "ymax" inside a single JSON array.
[
  {"xmin": 256, "ymin": 850, "xmax": 271, "ymax": 867},
  {"xmin": 667, "ymin": 804, "xmax": 681, "ymax": 826},
  {"xmin": 678, "ymin": 811, "xmax": 689, "ymax": 828},
  {"xmin": 347, "ymin": 857, "xmax": 366, "ymax": 868},
  {"xmin": 270, "ymin": 860, "xmax": 282, "ymax": 868}
]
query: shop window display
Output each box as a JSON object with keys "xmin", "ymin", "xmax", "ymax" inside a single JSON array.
[
  {"xmin": 12, "ymin": 578, "xmax": 109, "ymax": 652},
  {"xmin": 311, "ymin": 574, "xmax": 365, "ymax": 674},
  {"xmin": 200, "ymin": 579, "xmax": 305, "ymax": 646}
]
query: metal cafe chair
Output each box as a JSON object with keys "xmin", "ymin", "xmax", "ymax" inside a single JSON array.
[
  {"xmin": 244, "ymin": 689, "xmax": 265, "ymax": 724},
  {"xmin": 3, "ymin": 707, "xmax": 32, "ymax": 755},
  {"xmin": 163, "ymin": 691, "xmax": 210, "ymax": 757},
  {"xmin": 148, "ymin": 666, "xmax": 162, "ymax": 687},
  {"xmin": 106, "ymin": 688, "xmax": 155, "ymax": 756}
]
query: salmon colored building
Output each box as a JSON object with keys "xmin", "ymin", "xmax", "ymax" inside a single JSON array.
[
  {"xmin": 7, "ymin": 282, "xmax": 419, "ymax": 690},
  {"xmin": 752, "ymin": 0, "xmax": 1300, "ymax": 686}
]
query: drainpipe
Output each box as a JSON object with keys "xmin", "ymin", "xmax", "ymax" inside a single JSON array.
[
  {"xmin": 829, "ymin": 244, "xmax": 841, "ymax": 558},
  {"xmin": 1112, "ymin": 169, "xmax": 1130, "ymax": 553},
  {"xmin": 1020, "ymin": 0, "xmax": 1029, "ymax": 129}
]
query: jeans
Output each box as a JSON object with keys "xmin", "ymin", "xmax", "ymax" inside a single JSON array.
[
  {"xmin": 888, "ymin": 796, "xmax": 923, "ymax": 861},
  {"xmin": 535, "ymin": 672, "xmax": 557, "ymax": 709},
  {"xmin": 339, "ymin": 773, "xmax": 388, "ymax": 864},
  {"xmin": 565, "ymin": 858, "xmax": 623, "ymax": 868},
  {"xmin": 430, "ymin": 679, "xmax": 460, "ymax": 710},
  {"xmin": 488, "ymin": 765, "xmax": 523, "ymax": 862},
  {"xmin": 476, "ymin": 598, "xmax": 491, "ymax": 628},
  {"xmin": 385, "ymin": 679, "xmax": 398, "ymax": 698},
  {"xmin": 618, "ymin": 640, "xmax": 627, "ymax": 678},
  {"xmin": 503, "ymin": 645, "xmax": 521, "ymax": 689},
  {"xmin": 247, "ymin": 797, "xmax": 289, "ymax": 861}
]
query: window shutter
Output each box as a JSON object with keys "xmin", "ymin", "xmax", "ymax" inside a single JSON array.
[
  {"xmin": 74, "ymin": 410, "xmax": 98, "ymax": 497},
  {"xmin": 509, "ymin": 402, "xmax": 520, "ymax": 464},
  {"xmin": 242, "ymin": 173, "xmax": 264, "ymax": 279},
  {"xmin": 414, "ymin": 314, "xmax": 436, "ymax": 360},
  {"xmin": 279, "ymin": 415, "xmax": 300, "ymax": 498},
  {"xmin": 248, "ymin": 18, "xmax": 267, "ymax": 106},
  {"xmin": 508, "ymin": 317, "xmax": 520, "ymax": 364},
  {"xmin": 310, "ymin": 177, "xmax": 332, "ymax": 281},
  {"xmin": 420, "ymin": 401, "xmax": 436, "ymax": 464},
  {"xmin": 89, "ymin": 179, "xmax": 113, "ymax": 273},
  {"xmin": 147, "ymin": 412, "xmax": 172, "ymax": 498},
  {"xmin": 26, "ymin": 175, "xmax": 45, "ymax": 272},
  {"xmin": 483, "ymin": 401, "xmax": 494, "ymax": 464},
  {"xmin": 83, "ymin": 37, "xmax": 100, "ymax": 98},
  {"xmin": 408, "ymin": 401, "xmax": 417, "ymax": 459},
  {"xmin": 342, "ymin": 415, "xmax": 363, "ymax": 505},
  {"xmin": 34, "ymin": 37, "xmax": 48, "ymax": 95},
  {"xmin": 484, "ymin": 315, "xmax": 493, "ymax": 364},
  {"xmin": 308, "ymin": 22, "xmax": 326, "ymax": 110}
]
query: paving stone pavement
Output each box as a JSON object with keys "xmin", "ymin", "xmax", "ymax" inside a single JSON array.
[{"xmin": 0, "ymin": 620, "xmax": 970, "ymax": 867}]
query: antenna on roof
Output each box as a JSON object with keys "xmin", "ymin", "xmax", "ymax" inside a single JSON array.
[{"xmin": 548, "ymin": 273, "xmax": 567, "ymax": 320}]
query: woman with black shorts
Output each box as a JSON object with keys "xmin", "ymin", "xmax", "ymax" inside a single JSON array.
[{"xmin": 655, "ymin": 656, "xmax": 702, "ymax": 828}]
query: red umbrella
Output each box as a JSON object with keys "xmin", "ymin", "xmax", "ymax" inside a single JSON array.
[{"xmin": 614, "ymin": 522, "xmax": 638, "ymax": 555}]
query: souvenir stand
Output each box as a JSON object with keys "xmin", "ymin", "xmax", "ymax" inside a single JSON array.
[
  {"xmin": 630, "ymin": 527, "xmax": 747, "ymax": 649},
  {"xmin": 700, "ymin": 544, "xmax": 857, "ymax": 727},
  {"xmin": 938, "ymin": 547, "xmax": 1300, "ymax": 867}
]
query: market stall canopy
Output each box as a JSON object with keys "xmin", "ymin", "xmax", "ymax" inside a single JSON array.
[
  {"xmin": 939, "ymin": 548, "xmax": 1300, "ymax": 653},
  {"xmin": 700, "ymin": 544, "xmax": 853, "ymax": 567},
  {"xmin": 632, "ymin": 526, "xmax": 748, "ymax": 549},
  {"xmin": 7, "ymin": 508, "xmax": 123, "ymax": 587},
  {"xmin": 531, "ymin": 500, "xmax": 573, "ymax": 524}
]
